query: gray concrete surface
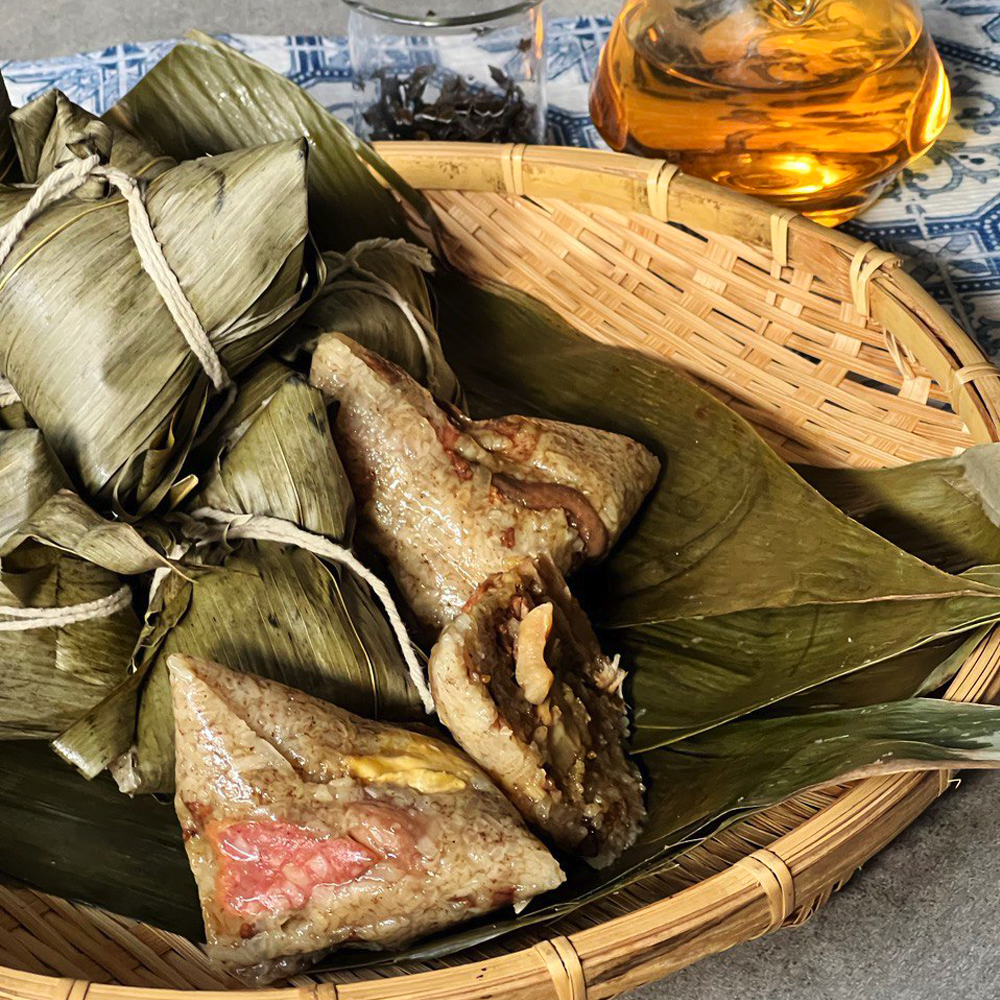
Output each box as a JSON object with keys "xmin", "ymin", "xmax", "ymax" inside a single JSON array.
[{"xmin": 2, "ymin": 1, "xmax": 999, "ymax": 997}]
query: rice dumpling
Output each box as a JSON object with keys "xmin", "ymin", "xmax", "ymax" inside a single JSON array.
[
  {"xmin": 309, "ymin": 333, "xmax": 659, "ymax": 632},
  {"xmin": 0, "ymin": 430, "xmax": 166, "ymax": 740},
  {"xmin": 0, "ymin": 93, "xmax": 321, "ymax": 515},
  {"xmin": 169, "ymin": 654, "xmax": 564, "ymax": 981},
  {"xmin": 428, "ymin": 556, "xmax": 644, "ymax": 865}
]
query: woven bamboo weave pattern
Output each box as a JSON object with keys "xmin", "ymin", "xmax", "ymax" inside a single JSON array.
[{"xmin": 2, "ymin": 143, "xmax": 999, "ymax": 1000}]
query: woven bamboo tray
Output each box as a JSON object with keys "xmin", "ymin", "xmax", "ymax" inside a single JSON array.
[{"xmin": 3, "ymin": 142, "xmax": 1000, "ymax": 1000}]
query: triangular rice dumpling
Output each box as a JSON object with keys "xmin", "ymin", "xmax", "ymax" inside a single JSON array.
[
  {"xmin": 0, "ymin": 94, "xmax": 321, "ymax": 515},
  {"xmin": 429, "ymin": 556, "xmax": 645, "ymax": 866},
  {"xmin": 310, "ymin": 333, "xmax": 659, "ymax": 632},
  {"xmin": 169, "ymin": 655, "xmax": 564, "ymax": 980}
]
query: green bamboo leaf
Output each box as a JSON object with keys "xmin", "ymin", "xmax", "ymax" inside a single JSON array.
[
  {"xmin": 799, "ymin": 444, "xmax": 1000, "ymax": 573},
  {"xmin": 105, "ymin": 31, "xmax": 425, "ymax": 252},
  {"xmin": 623, "ymin": 591, "xmax": 1000, "ymax": 751},
  {"xmin": 778, "ymin": 568, "xmax": 1000, "ymax": 712},
  {"xmin": 776, "ymin": 627, "xmax": 991, "ymax": 710},
  {"xmin": 0, "ymin": 740, "xmax": 200, "ymax": 938},
  {"xmin": 60, "ymin": 366, "xmax": 421, "ymax": 787},
  {"xmin": 431, "ymin": 274, "xmax": 1000, "ymax": 627},
  {"xmin": 191, "ymin": 360, "xmax": 354, "ymax": 540},
  {"xmin": 0, "ymin": 100, "xmax": 320, "ymax": 513}
]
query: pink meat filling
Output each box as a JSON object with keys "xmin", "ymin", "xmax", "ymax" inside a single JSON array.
[{"xmin": 212, "ymin": 821, "xmax": 380, "ymax": 917}]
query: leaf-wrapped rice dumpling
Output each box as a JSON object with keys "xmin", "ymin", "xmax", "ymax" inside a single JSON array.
[
  {"xmin": 0, "ymin": 429, "xmax": 167, "ymax": 739},
  {"xmin": 288, "ymin": 238, "xmax": 462, "ymax": 405},
  {"xmin": 79, "ymin": 364, "xmax": 423, "ymax": 793},
  {"xmin": 170, "ymin": 655, "xmax": 564, "ymax": 982},
  {"xmin": 309, "ymin": 333, "xmax": 660, "ymax": 632},
  {"xmin": 0, "ymin": 93, "xmax": 321, "ymax": 516},
  {"xmin": 429, "ymin": 556, "xmax": 644, "ymax": 866}
]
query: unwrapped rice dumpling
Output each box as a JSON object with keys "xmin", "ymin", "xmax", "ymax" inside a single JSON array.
[
  {"xmin": 0, "ymin": 93, "xmax": 321, "ymax": 515},
  {"xmin": 310, "ymin": 333, "xmax": 659, "ymax": 631},
  {"xmin": 429, "ymin": 556, "xmax": 645, "ymax": 866},
  {"xmin": 170, "ymin": 655, "xmax": 564, "ymax": 980}
]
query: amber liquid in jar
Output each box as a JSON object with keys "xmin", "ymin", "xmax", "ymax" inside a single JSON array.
[{"xmin": 590, "ymin": 0, "xmax": 951, "ymax": 224}]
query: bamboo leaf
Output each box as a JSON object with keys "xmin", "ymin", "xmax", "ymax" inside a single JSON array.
[
  {"xmin": 431, "ymin": 275, "xmax": 1000, "ymax": 626},
  {"xmin": 286, "ymin": 240, "xmax": 463, "ymax": 404},
  {"xmin": 0, "ymin": 429, "xmax": 69, "ymax": 547},
  {"xmin": 106, "ymin": 32, "xmax": 425, "ymax": 251},
  {"xmin": 623, "ymin": 591, "xmax": 1000, "ymax": 750},
  {"xmin": 61, "ymin": 365, "xmax": 422, "ymax": 787},
  {"xmin": 776, "ymin": 627, "xmax": 991, "ymax": 710},
  {"xmin": 0, "ymin": 740, "xmax": 200, "ymax": 938},
  {"xmin": 799, "ymin": 444, "xmax": 1000, "ymax": 573},
  {"xmin": 191, "ymin": 360, "xmax": 354, "ymax": 540}
]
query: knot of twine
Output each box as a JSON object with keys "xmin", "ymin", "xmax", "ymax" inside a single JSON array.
[
  {"xmin": 0, "ymin": 583, "xmax": 131, "ymax": 631},
  {"xmin": 0, "ymin": 152, "xmax": 229, "ymax": 393},
  {"xmin": 182, "ymin": 507, "xmax": 435, "ymax": 713},
  {"xmin": 323, "ymin": 238, "xmax": 438, "ymax": 384}
]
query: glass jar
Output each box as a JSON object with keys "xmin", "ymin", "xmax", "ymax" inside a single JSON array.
[
  {"xmin": 344, "ymin": 0, "xmax": 547, "ymax": 144},
  {"xmin": 589, "ymin": 0, "xmax": 951, "ymax": 225}
]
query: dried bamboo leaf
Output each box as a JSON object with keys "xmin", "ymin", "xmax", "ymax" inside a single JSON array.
[
  {"xmin": 799, "ymin": 444, "xmax": 1000, "ymax": 573},
  {"xmin": 2, "ymin": 489, "xmax": 171, "ymax": 575},
  {"xmin": 0, "ymin": 112, "xmax": 320, "ymax": 513},
  {"xmin": 0, "ymin": 551, "xmax": 140, "ymax": 739},
  {"xmin": 106, "ymin": 32, "xmax": 424, "ymax": 251},
  {"xmin": 11, "ymin": 90, "xmax": 174, "ymax": 186}
]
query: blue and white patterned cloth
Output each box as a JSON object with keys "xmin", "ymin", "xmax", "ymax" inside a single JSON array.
[{"xmin": 2, "ymin": 5, "xmax": 999, "ymax": 355}]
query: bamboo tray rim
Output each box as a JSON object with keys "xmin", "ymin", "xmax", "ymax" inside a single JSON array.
[{"xmin": 4, "ymin": 141, "xmax": 999, "ymax": 1000}]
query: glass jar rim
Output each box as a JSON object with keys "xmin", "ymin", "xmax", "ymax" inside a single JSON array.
[{"xmin": 342, "ymin": 0, "xmax": 544, "ymax": 28}]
